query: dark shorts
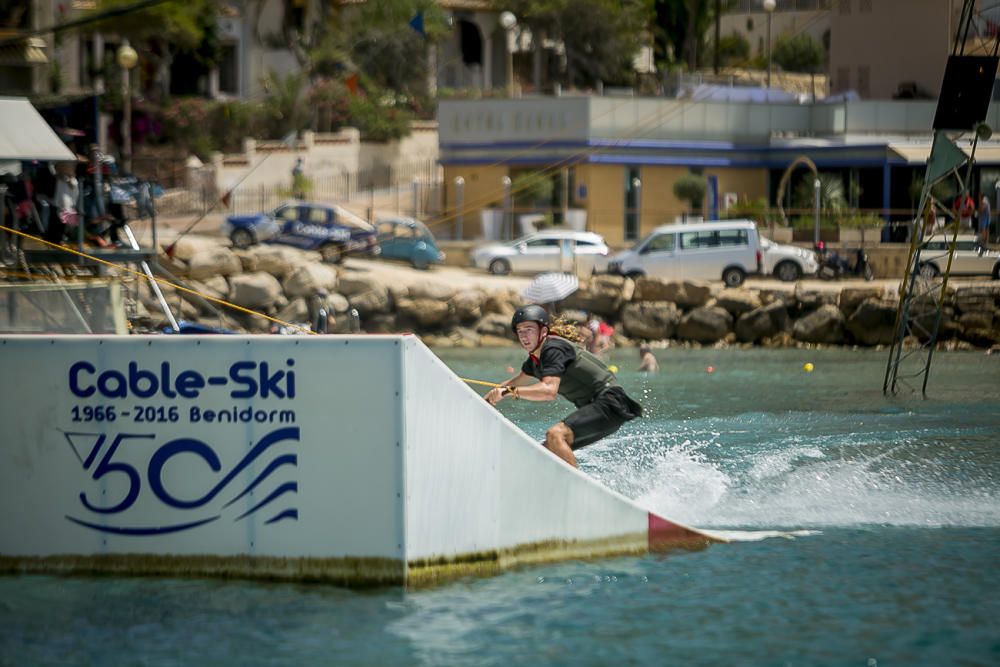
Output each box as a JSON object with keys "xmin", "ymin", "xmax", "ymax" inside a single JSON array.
[{"xmin": 561, "ymin": 386, "xmax": 643, "ymax": 450}]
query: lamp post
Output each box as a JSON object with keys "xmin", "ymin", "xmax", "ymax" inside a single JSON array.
[
  {"xmin": 813, "ymin": 178, "xmax": 821, "ymax": 247},
  {"xmin": 116, "ymin": 40, "xmax": 138, "ymax": 174},
  {"xmin": 763, "ymin": 0, "xmax": 776, "ymax": 89},
  {"xmin": 502, "ymin": 175, "xmax": 512, "ymax": 239},
  {"xmin": 454, "ymin": 176, "xmax": 465, "ymax": 239},
  {"xmin": 499, "ymin": 11, "xmax": 517, "ymax": 97}
]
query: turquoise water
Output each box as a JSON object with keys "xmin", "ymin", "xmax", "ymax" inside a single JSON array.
[{"xmin": 2, "ymin": 348, "xmax": 999, "ymax": 666}]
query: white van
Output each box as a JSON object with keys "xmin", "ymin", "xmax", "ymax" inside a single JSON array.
[{"xmin": 606, "ymin": 220, "xmax": 761, "ymax": 287}]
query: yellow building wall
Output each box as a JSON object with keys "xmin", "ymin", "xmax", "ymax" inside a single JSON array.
[
  {"xmin": 442, "ymin": 165, "xmax": 510, "ymax": 238},
  {"xmin": 639, "ymin": 166, "xmax": 690, "ymax": 231},
  {"xmin": 575, "ymin": 164, "xmax": 625, "ymax": 245},
  {"xmin": 705, "ymin": 168, "xmax": 768, "ymax": 215}
]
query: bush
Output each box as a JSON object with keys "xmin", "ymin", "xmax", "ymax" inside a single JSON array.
[
  {"xmin": 308, "ymin": 79, "xmax": 352, "ymax": 133},
  {"xmin": 716, "ymin": 33, "xmax": 751, "ymax": 68},
  {"xmin": 347, "ymin": 92, "xmax": 413, "ymax": 142},
  {"xmin": 772, "ymin": 33, "xmax": 824, "ymax": 74},
  {"xmin": 673, "ymin": 173, "xmax": 707, "ymax": 215},
  {"xmin": 512, "ymin": 172, "xmax": 554, "ymax": 209}
]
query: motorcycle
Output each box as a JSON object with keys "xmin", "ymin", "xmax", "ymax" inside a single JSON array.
[{"xmin": 815, "ymin": 242, "xmax": 875, "ymax": 281}]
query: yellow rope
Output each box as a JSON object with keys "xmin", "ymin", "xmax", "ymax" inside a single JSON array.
[
  {"xmin": 0, "ymin": 224, "xmax": 315, "ymax": 335},
  {"xmin": 460, "ymin": 377, "xmax": 503, "ymax": 388}
]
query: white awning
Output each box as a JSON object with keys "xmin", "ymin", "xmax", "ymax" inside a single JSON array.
[
  {"xmin": 890, "ymin": 140, "xmax": 1000, "ymax": 165},
  {"xmin": 0, "ymin": 97, "xmax": 76, "ymax": 162}
]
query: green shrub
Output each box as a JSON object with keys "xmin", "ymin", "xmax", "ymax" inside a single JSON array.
[
  {"xmin": 673, "ymin": 173, "xmax": 707, "ymax": 215},
  {"xmin": 347, "ymin": 93, "xmax": 413, "ymax": 142}
]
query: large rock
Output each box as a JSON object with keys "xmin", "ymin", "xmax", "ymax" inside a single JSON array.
[
  {"xmin": 361, "ymin": 313, "xmax": 398, "ymax": 334},
  {"xmin": 677, "ymin": 306, "xmax": 733, "ymax": 343},
  {"xmin": 735, "ymin": 300, "xmax": 790, "ymax": 343},
  {"xmin": 620, "ymin": 301, "xmax": 680, "ymax": 340},
  {"xmin": 792, "ymin": 304, "xmax": 845, "ymax": 344},
  {"xmin": 563, "ymin": 275, "xmax": 633, "ymax": 317},
  {"xmin": 475, "ymin": 312, "xmax": 514, "ymax": 338},
  {"xmin": 283, "ymin": 262, "xmax": 339, "ymax": 298},
  {"xmin": 396, "ymin": 297, "xmax": 453, "ymax": 328},
  {"xmin": 482, "ymin": 293, "xmax": 516, "ymax": 316},
  {"xmin": 953, "ymin": 285, "xmax": 999, "ymax": 314},
  {"xmin": 276, "ymin": 296, "xmax": 310, "ymax": 324},
  {"xmin": 839, "ymin": 287, "xmax": 883, "ymax": 316},
  {"xmin": 187, "ymin": 247, "xmax": 242, "ymax": 280},
  {"xmin": 165, "ymin": 234, "xmax": 219, "ymax": 262},
  {"xmin": 338, "ymin": 273, "xmax": 391, "ymax": 316},
  {"xmin": 451, "ymin": 289, "xmax": 486, "ymax": 323},
  {"xmin": 633, "ymin": 278, "xmax": 713, "ymax": 308},
  {"xmin": 845, "ymin": 298, "xmax": 897, "ymax": 346},
  {"xmin": 252, "ymin": 246, "xmax": 303, "ymax": 279},
  {"xmin": 229, "ymin": 271, "xmax": 284, "ymax": 311},
  {"xmin": 794, "ymin": 284, "xmax": 838, "ymax": 312},
  {"xmin": 407, "ymin": 280, "xmax": 457, "ymax": 301},
  {"xmin": 714, "ymin": 289, "xmax": 762, "ymax": 316}
]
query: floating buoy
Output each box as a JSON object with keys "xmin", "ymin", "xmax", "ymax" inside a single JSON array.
[
  {"xmin": 608, "ymin": 365, "xmax": 619, "ymax": 373},
  {"xmin": 505, "ymin": 366, "xmax": 515, "ymax": 374},
  {"xmin": 803, "ymin": 362, "xmax": 814, "ymax": 373},
  {"xmin": 706, "ymin": 366, "xmax": 715, "ymax": 374}
]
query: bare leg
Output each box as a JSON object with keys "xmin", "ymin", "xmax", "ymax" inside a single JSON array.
[{"xmin": 545, "ymin": 422, "xmax": 577, "ymax": 468}]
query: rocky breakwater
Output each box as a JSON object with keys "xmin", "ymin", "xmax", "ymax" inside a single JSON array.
[{"xmin": 135, "ymin": 237, "xmax": 999, "ymax": 349}]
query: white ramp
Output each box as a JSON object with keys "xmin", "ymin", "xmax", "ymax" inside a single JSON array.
[{"xmin": 0, "ymin": 335, "xmax": 716, "ymax": 587}]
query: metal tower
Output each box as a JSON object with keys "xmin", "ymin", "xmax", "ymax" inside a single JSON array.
[{"xmin": 884, "ymin": 0, "xmax": 1000, "ymax": 396}]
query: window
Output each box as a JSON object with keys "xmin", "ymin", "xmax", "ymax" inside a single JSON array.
[
  {"xmin": 645, "ymin": 234, "xmax": 675, "ymax": 253},
  {"xmin": 525, "ymin": 238, "xmax": 561, "ymax": 248},
  {"xmin": 308, "ymin": 207, "xmax": 328, "ymax": 223},
  {"xmin": 218, "ymin": 43, "xmax": 239, "ymax": 95},
  {"xmin": 857, "ymin": 65, "xmax": 870, "ymax": 97},
  {"xmin": 275, "ymin": 206, "xmax": 298, "ymax": 221},
  {"xmin": 718, "ymin": 229, "xmax": 749, "ymax": 247},
  {"xmin": 576, "ymin": 240, "xmax": 597, "ymax": 247},
  {"xmin": 835, "ymin": 66, "xmax": 850, "ymax": 93},
  {"xmin": 679, "ymin": 229, "xmax": 748, "ymax": 250}
]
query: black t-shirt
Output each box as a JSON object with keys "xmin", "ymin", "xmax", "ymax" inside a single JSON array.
[{"xmin": 521, "ymin": 336, "xmax": 577, "ymax": 379}]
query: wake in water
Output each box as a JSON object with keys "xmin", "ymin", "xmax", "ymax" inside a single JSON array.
[{"xmin": 581, "ymin": 412, "xmax": 1000, "ymax": 530}]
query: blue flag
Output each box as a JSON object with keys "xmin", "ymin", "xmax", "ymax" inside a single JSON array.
[{"xmin": 409, "ymin": 12, "xmax": 425, "ymax": 36}]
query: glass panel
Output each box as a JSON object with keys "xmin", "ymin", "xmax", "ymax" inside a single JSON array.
[{"xmin": 647, "ymin": 234, "xmax": 675, "ymax": 252}]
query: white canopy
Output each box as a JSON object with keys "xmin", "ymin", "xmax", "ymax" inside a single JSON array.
[{"xmin": 0, "ymin": 97, "xmax": 76, "ymax": 162}]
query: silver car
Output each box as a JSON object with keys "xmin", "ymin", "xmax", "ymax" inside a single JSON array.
[
  {"xmin": 471, "ymin": 230, "xmax": 611, "ymax": 275},
  {"xmin": 919, "ymin": 235, "xmax": 1000, "ymax": 279},
  {"xmin": 760, "ymin": 236, "xmax": 820, "ymax": 281}
]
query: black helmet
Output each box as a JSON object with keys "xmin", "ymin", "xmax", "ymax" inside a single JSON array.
[{"xmin": 511, "ymin": 304, "xmax": 550, "ymax": 334}]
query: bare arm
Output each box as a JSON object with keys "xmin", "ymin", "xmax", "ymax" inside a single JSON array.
[{"xmin": 485, "ymin": 374, "xmax": 560, "ymax": 405}]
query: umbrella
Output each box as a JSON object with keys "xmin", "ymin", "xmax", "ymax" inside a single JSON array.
[{"xmin": 522, "ymin": 272, "xmax": 579, "ymax": 305}]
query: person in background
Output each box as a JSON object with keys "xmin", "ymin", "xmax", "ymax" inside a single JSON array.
[
  {"xmin": 486, "ymin": 305, "xmax": 642, "ymax": 468},
  {"xmin": 638, "ymin": 344, "xmax": 659, "ymax": 373},
  {"xmin": 292, "ymin": 158, "xmax": 306, "ymax": 200},
  {"xmin": 978, "ymin": 194, "xmax": 991, "ymax": 247},
  {"xmin": 954, "ymin": 192, "xmax": 976, "ymax": 231}
]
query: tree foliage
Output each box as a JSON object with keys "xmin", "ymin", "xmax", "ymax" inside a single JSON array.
[
  {"xmin": 651, "ymin": 0, "xmax": 712, "ymax": 70},
  {"xmin": 496, "ymin": 0, "xmax": 652, "ymax": 87},
  {"xmin": 674, "ymin": 172, "xmax": 707, "ymax": 214},
  {"xmin": 772, "ymin": 33, "xmax": 823, "ymax": 73}
]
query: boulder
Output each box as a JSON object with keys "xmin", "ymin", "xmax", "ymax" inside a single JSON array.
[
  {"xmin": 620, "ymin": 301, "xmax": 680, "ymax": 340},
  {"xmin": 283, "ymin": 262, "xmax": 339, "ymax": 298},
  {"xmin": 252, "ymin": 246, "xmax": 303, "ymax": 279},
  {"xmin": 793, "ymin": 284, "xmax": 837, "ymax": 311},
  {"xmin": 563, "ymin": 275, "xmax": 633, "ymax": 317},
  {"xmin": 677, "ymin": 306, "xmax": 733, "ymax": 343},
  {"xmin": 187, "ymin": 247, "xmax": 242, "ymax": 280},
  {"xmin": 229, "ymin": 271, "xmax": 284, "ymax": 311},
  {"xmin": 396, "ymin": 297, "xmax": 453, "ymax": 328},
  {"xmin": 361, "ymin": 313, "xmax": 398, "ymax": 334},
  {"xmin": 276, "ymin": 297, "xmax": 310, "ymax": 324},
  {"xmin": 476, "ymin": 312, "xmax": 514, "ymax": 338},
  {"xmin": 451, "ymin": 289, "xmax": 486, "ymax": 323},
  {"xmin": 714, "ymin": 289, "xmax": 762, "ymax": 316},
  {"xmin": 792, "ymin": 304, "xmax": 845, "ymax": 344},
  {"xmin": 407, "ymin": 280, "xmax": 457, "ymax": 301},
  {"xmin": 839, "ymin": 287, "xmax": 883, "ymax": 316},
  {"xmin": 633, "ymin": 278, "xmax": 713, "ymax": 308},
  {"xmin": 338, "ymin": 274, "xmax": 391, "ymax": 316},
  {"xmin": 482, "ymin": 293, "xmax": 516, "ymax": 316},
  {"xmin": 165, "ymin": 234, "xmax": 219, "ymax": 262},
  {"xmin": 954, "ymin": 285, "xmax": 999, "ymax": 314},
  {"xmin": 232, "ymin": 249, "xmax": 258, "ymax": 273},
  {"xmin": 735, "ymin": 300, "xmax": 790, "ymax": 343},
  {"xmin": 845, "ymin": 298, "xmax": 897, "ymax": 346},
  {"xmin": 195, "ymin": 275, "xmax": 230, "ymax": 301}
]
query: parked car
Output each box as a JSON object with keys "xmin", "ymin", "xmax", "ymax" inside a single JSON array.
[
  {"xmin": 470, "ymin": 230, "xmax": 611, "ymax": 275},
  {"xmin": 374, "ymin": 216, "xmax": 445, "ymax": 269},
  {"xmin": 919, "ymin": 234, "xmax": 1000, "ymax": 279},
  {"xmin": 759, "ymin": 236, "xmax": 820, "ymax": 281},
  {"xmin": 606, "ymin": 220, "xmax": 761, "ymax": 287},
  {"xmin": 222, "ymin": 202, "xmax": 379, "ymax": 263}
]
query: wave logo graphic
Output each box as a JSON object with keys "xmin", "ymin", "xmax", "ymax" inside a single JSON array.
[{"xmin": 64, "ymin": 426, "xmax": 299, "ymax": 535}]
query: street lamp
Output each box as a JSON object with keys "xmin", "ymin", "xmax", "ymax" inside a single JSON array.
[
  {"xmin": 763, "ymin": 0, "xmax": 776, "ymax": 89},
  {"xmin": 499, "ymin": 11, "xmax": 517, "ymax": 97},
  {"xmin": 116, "ymin": 40, "xmax": 138, "ymax": 174},
  {"xmin": 813, "ymin": 178, "xmax": 821, "ymax": 247}
]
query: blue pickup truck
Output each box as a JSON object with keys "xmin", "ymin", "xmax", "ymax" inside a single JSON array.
[{"xmin": 223, "ymin": 202, "xmax": 379, "ymax": 263}]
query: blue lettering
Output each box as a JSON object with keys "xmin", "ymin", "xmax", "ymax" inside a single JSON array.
[
  {"xmin": 175, "ymin": 370, "xmax": 206, "ymax": 398},
  {"xmin": 69, "ymin": 361, "xmax": 96, "ymax": 397},
  {"xmin": 229, "ymin": 361, "xmax": 257, "ymax": 398},
  {"xmin": 128, "ymin": 362, "xmax": 158, "ymax": 398},
  {"xmin": 259, "ymin": 363, "xmax": 284, "ymax": 399},
  {"xmin": 159, "ymin": 362, "xmax": 176, "ymax": 399},
  {"xmin": 97, "ymin": 369, "xmax": 127, "ymax": 398}
]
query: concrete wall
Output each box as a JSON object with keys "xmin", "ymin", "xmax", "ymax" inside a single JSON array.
[
  {"xmin": 576, "ymin": 164, "xmax": 626, "ymax": 245},
  {"xmin": 829, "ymin": 0, "xmax": 955, "ymax": 99},
  {"xmin": 0, "ymin": 335, "xmax": 713, "ymax": 586},
  {"xmin": 442, "ymin": 164, "xmax": 510, "ymax": 237}
]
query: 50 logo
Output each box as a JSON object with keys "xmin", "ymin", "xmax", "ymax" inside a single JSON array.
[{"xmin": 63, "ymin": 426, "xmax": 300, "ymax": 535}]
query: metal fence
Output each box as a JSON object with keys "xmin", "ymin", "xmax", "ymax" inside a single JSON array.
[{"xmin": 154, "ymin": 159, "xmax": 443, "ymax": 220}]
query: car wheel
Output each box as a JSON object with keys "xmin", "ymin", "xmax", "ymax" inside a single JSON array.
[
  {"xmin": 320, "ymin": 243, "xmax": 345, "ymax": 264},
  {"xmin": 774, "ymin": 260, "xmax": 801, "ymax": 282},
  {"xmin": 411, "ymin": 256, "xmax": 429, "ymax": 270},
  {"xmin": 488, "ymin": 258, "xmax": 511, "ymax": 275},
  {"xmin": 722, "ymin": 267, "xmax": 746, "ymax": 287},
  {"xmin": 230, "ymin": 228, "xmax": 255, "ymax": 249},
  {"xmin": 918, "ymin": 262, "xmax": 939, "ymax": 280}
]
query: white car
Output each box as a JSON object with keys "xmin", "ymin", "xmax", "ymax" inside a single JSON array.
[
  {"xmin": 759, "ymin": 236, "xmax": 820, "ymax": 281},
  {"xmin": 919, "ymin": 235, "xmax": 1000, "ymax": 279},
  {"xmin": 471, "ymin": 230, "xmax": 611, "ymax": 275}
]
